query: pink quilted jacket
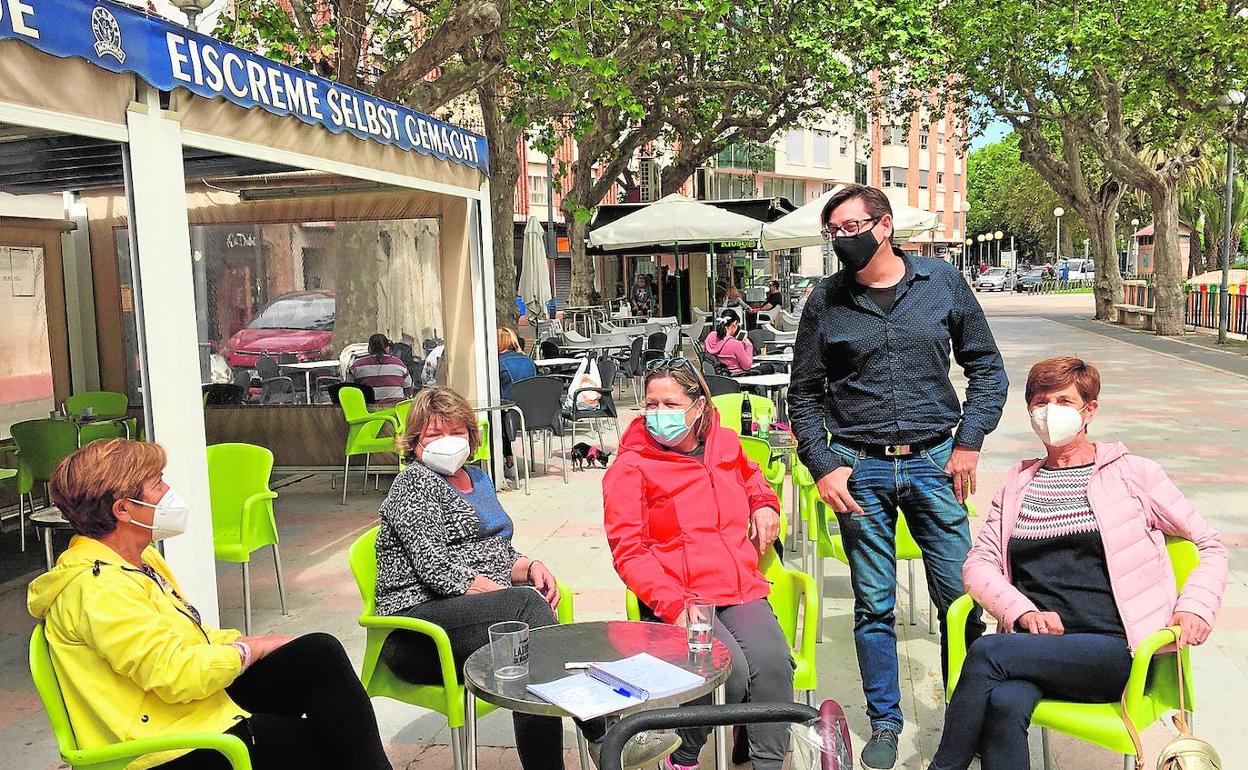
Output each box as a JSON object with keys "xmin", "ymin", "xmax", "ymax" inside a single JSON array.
[{"xmin": 964, "ymin": 442, "xmax": 1227, "ymax": 651}]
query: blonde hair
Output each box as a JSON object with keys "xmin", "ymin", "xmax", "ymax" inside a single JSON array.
[
  {"xmin": 49, "ymin": 439, "xmax": 167, "ymax": 538},
  {"xmin": 498, "ymin": 328, "xmax": 521, "ymax": 353},
  {"xmin": 644, "ymin": 362, "xmax": 718, "ymax": 441},
  {"xmin": 397, "ymin": 387, "xmax": 482, "ymax": 459}
]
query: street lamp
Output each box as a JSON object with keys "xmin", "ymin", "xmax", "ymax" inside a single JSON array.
[
  {"xmin": 171, "ymin": 0, "xmax": 214, "ymax": 30},
  {"xmin": 1216, "ymin": 88, "xmax": 1246, "ymax": 344},
  {"xmin": 976, "ymin": 233, "xmax": 985, "ymax": 265},
  {"xmin": 1130, "ymin": 218, "xmax": 1140, "ymax": 275},
  {"xmin": 1053, "ymin": 207, "xmax": 1065, "ymax": 262},
  {"xmin": 964, "ymin": 237, "xmax": 973, "ymax": 273},
  {"xmin": 985, "ymin": 232, "xmax": 995, "ymax": 266},
  {"xmin": 994, "ymin": 230, "xmax": 1004, "ymax": 267}
]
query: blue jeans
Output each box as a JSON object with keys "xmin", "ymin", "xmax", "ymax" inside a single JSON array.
[
  {"xmin": 831, "ymin": 437, "xmax": 986, "ymax": 732},
  {"xmin": 930, "ymin": 632, "xmax": 1132, "ymax": 770}
]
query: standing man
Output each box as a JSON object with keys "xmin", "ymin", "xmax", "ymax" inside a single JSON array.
[
  {"xmin": 787, "ymin": 185, "xmax": 1006, "ymax": 769},
  {"xmin": 629, "ymin": 273, "xmax": 654, "ymax": 317}
]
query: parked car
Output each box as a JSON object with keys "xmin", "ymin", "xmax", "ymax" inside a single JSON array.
[
  {"xmin": 1060, "ymin": 258, "xmax": 1095, "ymax": 281},
  {"xmin": 1014, "ymin": 268, "xmax": 1047, "ymax": 292},
  {"xmin": 974, "ymin": 267, "xmax": 1014, "ymax": 292},
  {"xmin": 790, "ymin": 275, "xmax": 820, "ymax": 311},
  {"xmin": 221, "ymin": 290, "xmax": 335, "ymax": 369}
]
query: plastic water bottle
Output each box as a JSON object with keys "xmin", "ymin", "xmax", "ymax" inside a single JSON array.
[{"xmin": 758, "ymin": 403, "xmax": 771, "ymax": 439}]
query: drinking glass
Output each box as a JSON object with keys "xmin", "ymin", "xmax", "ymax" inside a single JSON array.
[
  {"xmin": 488, "ymin": 620, "xmax": 530, "ymax": 680},
  {"xmin": 684, "ymin": 598, "xmax": 715, "ymax": 654}
]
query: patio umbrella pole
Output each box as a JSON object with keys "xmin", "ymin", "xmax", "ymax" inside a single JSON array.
[{"xmin": 674, "ymin": 241, "xmax": 683, "ymax": 323}]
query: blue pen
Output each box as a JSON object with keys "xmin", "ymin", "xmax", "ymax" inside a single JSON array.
[{"xmin": 612, "ymin": 686, "xmax": 638, "ymax": 698}]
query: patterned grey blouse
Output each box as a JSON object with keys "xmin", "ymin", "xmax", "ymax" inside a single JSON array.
[{"xmin": 374, "ymin": 462, "xmax": 521, "ymax": 616}]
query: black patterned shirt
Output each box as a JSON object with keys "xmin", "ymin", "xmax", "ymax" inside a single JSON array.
[
  {"xmin": 374, "ymin": 462, "xmax": 521, "ymax": 616},
  {"xmin": 788, "ymin": 250, "xmax": 1008, "ymax": 482}
]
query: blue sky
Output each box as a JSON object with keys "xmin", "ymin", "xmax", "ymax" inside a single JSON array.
[{"xmin": 969, "ymin": 119, "xmax": 1011, "ymax": 151}]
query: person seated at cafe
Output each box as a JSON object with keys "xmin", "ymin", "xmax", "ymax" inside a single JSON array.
[
  {"xmin": 497, "ymin": 328, "xmax": 536, "ymax": 469},
  {"xmin": 630, "ymin": 274, "xmax": 655, "ymax": 317},
  {"xmin": 929, "ymin": 356, "xmax": 1227, "ymax": 770},
  {"xmin": 346, "ymin": 333, "xmax": 413, "ymax": 404},
  {"xmin": 603, "ymin": 360, "xmax": 793, "ymax": 770},
  {"xmin": 760, "ymin": 280, "xmax": 785, "ymax": 313},
  {"xmin": 376, "ymin": 388, "xmax": 680, "ymax": 770},
  {"xmin": 702, "ymin": 310, "xmax": 758, "ymax": 375},
  {"xmin": 27, "ymin": 439, "xmax": 392, "ymax": 770}
]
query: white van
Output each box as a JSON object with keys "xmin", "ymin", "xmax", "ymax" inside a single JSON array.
[{"xmin": 1060, "ymin": 259, "xmax": 1095, "ymax": 281}]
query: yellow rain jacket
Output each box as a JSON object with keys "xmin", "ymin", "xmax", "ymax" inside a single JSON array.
[{"xmin": 27, "ymin": 535, "xmax": 248, "ymax": 769}]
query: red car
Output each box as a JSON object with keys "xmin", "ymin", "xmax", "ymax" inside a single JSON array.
[{"xmin": 222, "ymin": 290, "xmax": 335, "ymax": 369}]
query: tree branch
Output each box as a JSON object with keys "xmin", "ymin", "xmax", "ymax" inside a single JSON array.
[{"xmin": 375, "ymin": 0, "xmax": 502, "ymax": 100}]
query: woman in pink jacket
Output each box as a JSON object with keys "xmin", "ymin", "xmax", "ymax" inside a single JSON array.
[
  {"xmin": 702, "ymin": 310, "xmax": 758, "ymax": 375},
  {"xmin": 929, "ymin": 356, "xmax": 1226, "ymax": 770}
]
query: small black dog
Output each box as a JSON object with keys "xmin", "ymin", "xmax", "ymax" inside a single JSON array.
[{"xmin": 570, "ymin": 442, "xmax": 612, "ymax": 471}]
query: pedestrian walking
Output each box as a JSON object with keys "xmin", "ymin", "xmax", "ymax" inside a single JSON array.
[{"xmin": 787, "ymin": 184, "xmax": 1008, "ymax": 769}]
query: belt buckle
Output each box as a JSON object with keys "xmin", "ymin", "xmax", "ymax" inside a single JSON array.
[{"xmin": 884, "ymin": 444, "xmax": 911, "ymax": 457}]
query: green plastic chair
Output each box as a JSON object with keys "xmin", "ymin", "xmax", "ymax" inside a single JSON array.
[
  {"xmin": 471, "ymin": 418, "xmax": 491, "ymax": 465},
  {"xmin": 739, "ymin": 435, "xmax": 786, "ymax": 501},
  {"xmin": 206, "ymin": 443, "xmax": 287, "ymax": 635},
  {"xmin": 65, "ymin": 391, "xmax": 137, "ymax": 443},
  {"xmin": 711, "ymin": 393, "xmax": 775, "ymax": 436},
  {"xmin": 623, "ymin": 513, "xmax": 817, "ymax": 702},
  {"xmin": 348, "ymin": 526, "xmax": 574, "ymax": 770},
  {"xmin": 336, "ymin": 386, "xmax": 399, "ymax": 505},
  {"xmin": 0, "ymin": 449, "xmax": 32, "ymax": 552},
  {"xmin": 945, "ymin": 537, "xmax": 1200, "ymax": 770},
  {"xmin": 11, "ymin": 419, "xmax": 80, "ymax": 553},
  {"xmin": 29, "ymin": 624, "xmax": 251, "ymax": 770}
]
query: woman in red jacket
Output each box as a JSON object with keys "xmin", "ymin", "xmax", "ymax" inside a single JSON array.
[{"xmin": 603, "ymin": 358, "xmax": 794, "ymax": 770}]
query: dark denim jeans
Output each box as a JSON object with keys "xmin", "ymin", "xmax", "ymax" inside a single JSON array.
[{"xmin": 831, "ymin": 437, "xmax": 986, "ymax": 732}]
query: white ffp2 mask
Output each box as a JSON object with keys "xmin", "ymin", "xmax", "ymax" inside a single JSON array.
[
  {"xmin": 126, "ymin": 488, "xmax": 191, "ymax": 541},
  {"xmin": 421, "ymin": 435, "xmax": 472, "ymax": 476},
  {"xmin": 1029, "ymin": 403, "xmax": 1086, "ymax": 448}
]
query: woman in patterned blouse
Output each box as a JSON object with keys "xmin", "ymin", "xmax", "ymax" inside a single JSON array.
[
  {"xmin": 929, "ymin": 357, "xmax": 1226, "ymax": 770},
  {"xmin": 373, "ymin": 387, "xmax": 679, "ymax": 769}
]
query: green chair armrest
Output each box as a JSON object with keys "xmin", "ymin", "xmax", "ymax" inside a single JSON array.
[
  {"xmin": 1123, "ymin": 626, "xmax": 1182, "ymax": 716},
  {"xmin": 944, "ymin": 593, "xmax": 977, "ymax": 699},
  {"xmin": 763, "ymin": 462, "xmax": 785, "ymax": 487},
  {"xmin": 359, "ymin": 614, "xmax": 459, "ymax": 697},
  {"xmin": 346, "ymin": 413, "xmax": 399, "ymax": 429},
  {"xmin": 555, "ymin": 579, "xmax": 575, "ymax": 624},
  {"xmin": 66, "ymin": 731, "xmax": 251, "ymax": 770},
  {"xmin": 239, "ymin": 491, "xmax": 279, "ymax": 545},
  {"xmin": 792, "ymin": 567, "xmax": 819, "ymax": 666}
]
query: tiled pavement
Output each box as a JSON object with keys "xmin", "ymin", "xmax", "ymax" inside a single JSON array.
[{"xmin": 1, "ymin": 293, "xmax": 1245, "ymax": 769}]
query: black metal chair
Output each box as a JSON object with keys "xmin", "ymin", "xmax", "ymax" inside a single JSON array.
[
  {"xmin": 327, "ymin": 381, "xmax": 375, "ymax": 405},
  {"xmin": 699, "ymin": 349, "xmax": 733, "ymax": 377},
  {"xmin": 540, "ymin": 338, "xmax": 562, "ymax": 361},
  {"xmin": 562, "ymin": 358, "xmax": 621, "ymax": 453},
  {"xmin": 202, "ymin": 383, "xmax": 246, "ymax": 405},
  {"xmin": 256, "ymin": 356, "xmax": 282, "ymax": 380},
  {"xmin": 261, "ymin": 377, "xmax": 295, "ymax": 404},
  {"xmin": 704, "ymin": 374, "xmax": 741, "ymax": 397},
  {"xmin": 233, "ymin": 368, "xmax": 259, "ymax": 403},
  {"xmin": 315, "ymin": 375, "xmax": 342, "ymax": 404},
  {"xmin": 647, "ymin": 331, "xmax": 667, "ymax": 352},
  {"xmin": 641, "ymin": 349, "xmax": 666, "ymax": 370},
  {"xmin": 615, "ymin": 336, "xmax": 645, "ymax": 406},
  {"xmin": 510, "ymin": 376, "xmax": 570, "ymax": 483}
]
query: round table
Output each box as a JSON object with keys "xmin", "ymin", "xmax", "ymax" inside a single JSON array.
[
  {"xmin": 462, "ymin": 620, "xmax": 733, "ymax": 770},
  {"xmin": 29, "ymin": 506, "xmax": 72, "ymax": 571}
]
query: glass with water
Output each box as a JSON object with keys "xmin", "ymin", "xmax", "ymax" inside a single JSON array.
[
  {"xmin": 488, "ymin": 620, "xmax": 530, "ymax": 680},
  {"xmin": 684, "ymin": 598, "xmax": 715, "ymax": 654}
]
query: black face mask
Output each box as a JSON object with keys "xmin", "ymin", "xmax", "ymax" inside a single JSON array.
[{"xmin": 833, "ymin": 228, "xmax": 883, "ymax": 273}]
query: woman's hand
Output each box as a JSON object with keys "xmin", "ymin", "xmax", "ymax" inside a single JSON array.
[
  {"xmin": 749, "ymin": 507, "xmax": 780, "ymax": 554},
  {"xmin": 672, "ymin": 609, "xmax": 688, "ymax": 628},
  {"xmin": 528, "ymin": 561, "xmax": 561, "ymax": 610},
  {"xmin": 239, "ymin": 634, "xmax": 295, "ymax": 662},
  {"xmin": 1170, "ymin": 611, "xmax": 1212, "ymax": 648},
  {"xmin": 467, "ymin": 575, "xmax": 507, "ymax": 594},
  {"xmin": 1017, "ymin": 611, "xmax": 1064, "ymax": 635}
]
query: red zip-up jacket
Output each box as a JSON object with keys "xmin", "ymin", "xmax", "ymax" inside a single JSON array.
[{"xmin": 603, "ymin": 412, "xmax": 781, "ymax": 623}]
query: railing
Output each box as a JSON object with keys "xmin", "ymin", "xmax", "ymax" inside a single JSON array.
[
  {"xmin": 1186, "ymin": 283, "xmax": 1248, "ymax": 336},
  {"xmin": 1122, "ymin": 280, "xmax": 1154, "ymax": 308}
]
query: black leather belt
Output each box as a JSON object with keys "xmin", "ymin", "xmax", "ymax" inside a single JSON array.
[{"xmin": 838, "ymin": 432, "xmax": 951, "ymax": 459}]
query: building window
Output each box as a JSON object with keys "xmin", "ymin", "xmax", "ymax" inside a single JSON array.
[
  {"xmin": 937, "ymin": 171, "xmax": 945, "ymax": 187},
  {"xmin": 938, "ymin": 133, "xmax": 946, "ymax": 151},
  {"xmin": 918, "ymin": 170, "xmax": 929, "ymax": 190},
  {"xmin": 953, "ymin": 172, "xmax": 963, "ymax": 191},
  {"xmin": 883, "ymin": 167, "xmax": 908, "ymax": 188},
  {"xmin": 812, "ymin": 131, "xmax": 830, "ymax": 167},
  {"xmin": 713, "ymin": 173, "xmax": 756, "ymax": 200},
  {"xmin": 855, "ymin": 111, "xmax": 869, "ymax": 134},
  {"xmin": 784, "ymin": 130, "xmax": 805, "ymax": 164},
  {"xmin": 716, "ymin": 142, "xmax": 775, "ymax": 172},
  {"xmin": 884, "ymin": 125, "xmax": 907, "ymax": 145},
  {"xmin": 763, "ymin": 176, "xmax": 806, "ymax": 203},
  {"xmin": 823, "ymin": 182, "xmax": 839, "ymax": 194},
  {"xmin": 854, "ymin": 161, "xmax": 868, "ymax": 185},
  {"xmin": 839, "ymin": 135, "xmax": 849, "ymax": 156},
  {"xmin": 919, "ymin": 131, "xmax": 929, "ymax": 150},
  {"xmin": 528, "ymin": 175, "xmax": 547, "ymax": 205}
]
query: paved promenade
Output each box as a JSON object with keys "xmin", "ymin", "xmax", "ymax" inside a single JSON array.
[{"xmin": 1, "ymin": 292, "xmax": 1244, "ymax": 769}]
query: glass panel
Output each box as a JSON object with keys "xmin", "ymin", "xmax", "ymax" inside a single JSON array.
[{"xmin": 0, "ymin": 245, "xmax": 54, "ymax": 436}]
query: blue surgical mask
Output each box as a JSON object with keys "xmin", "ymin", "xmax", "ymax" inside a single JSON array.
[{"xmin": 645, "ymin": 402, "xmax": 699, "ymax": 446}]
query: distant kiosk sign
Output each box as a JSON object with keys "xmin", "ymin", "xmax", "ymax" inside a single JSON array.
[{"xmin": 0, "ymin": 0, "xmax": 489, "ymax": 173}]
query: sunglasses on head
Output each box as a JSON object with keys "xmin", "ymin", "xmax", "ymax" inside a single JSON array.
[{"xmin": 645, "ymin": 356, "xmax": 696, "ymax": 375}]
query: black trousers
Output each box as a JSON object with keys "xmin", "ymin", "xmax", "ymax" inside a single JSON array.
[
  {"xmin": 159, "ymin": 633, "xmax": 391, "ymax": 769},
  {"xmin": 382, "ymin": 587, "xmax": 603, "ymax": 770}
]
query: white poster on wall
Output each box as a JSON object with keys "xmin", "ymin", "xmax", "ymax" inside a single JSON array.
[{"xmin": 1, "ymin": 246, "xmax": 40, "ymax": 297}]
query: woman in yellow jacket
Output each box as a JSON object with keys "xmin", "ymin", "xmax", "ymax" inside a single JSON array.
[{"xmin": 26, "ymin": 439, "xmax": 392, "ymax": 770}]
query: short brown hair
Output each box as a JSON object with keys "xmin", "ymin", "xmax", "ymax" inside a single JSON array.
[
  {"xmin": 821, "ymin": 184, "xmax": 894, "ymax": 231},
  {"xmin": 644, "ymin": 361, "xmax": 718, "ymax": 441},
  {"xmin": 397, "ymin": 387, "xmax": 481, "ymax": 460},
  {"xmin": 1025, "ymin": 356, "xmax": 1101, "ymax": 405},
  {"xmin": 498, "ymin": 328, "xmax": 521, "ymax": 353},
  {"xmin": 49, "ymin": 439, "xmax": 167, "ymax": 538}
]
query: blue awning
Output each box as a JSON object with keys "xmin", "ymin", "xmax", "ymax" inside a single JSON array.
[{"xmin": 0, "ymin": 0, "xmax": 488, "ymax": 174}]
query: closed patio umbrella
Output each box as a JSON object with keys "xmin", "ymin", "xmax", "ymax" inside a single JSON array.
[{"xmin": 519, "ymin": 216, "xmax": 553, "ymax": 318}]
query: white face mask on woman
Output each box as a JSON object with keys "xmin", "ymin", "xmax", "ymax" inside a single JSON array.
[
  {"xmin": 1029, "ymin": 403, "xmax": 1088, "ymax": 448},
  {"xmin": 421, "ymin": 435, "xmax": 471, "ymax": 476},
  {"xmin": 126, "ymin": 488, "xmax": 191, "ymax": 541}
]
